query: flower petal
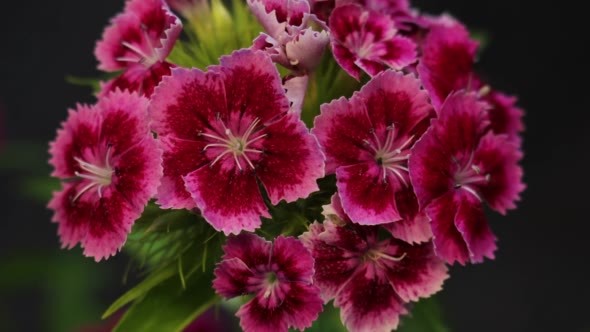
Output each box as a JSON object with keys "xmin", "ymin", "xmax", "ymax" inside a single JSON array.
[
  {"xmin": 99, "ymin": 61, "xmax": 174, "ymax": 97},
  {"xmin": 216, "ymin": 50, "xmax": 290, "ymax": 125},
  {"xmin": 425, "ymin": 192, "xmax": 470, "ymax": 265},
  {"xmin": 416, "ymin": 21, "xmax": 478, "ymax": 111},
  {"xmin": 272, "ymin": 236, "xmax": 315, "ymax": 283},
  {"xmin": 475, "ymin": 132, "xmax": 525, "ymax": 214},
  {"xmin": 485, "ymin": 90, "xmax": 525, "ymax": 144},
  {"xmin": 237, "ymin": 282, "xmax": 322, "ymax": 332},
  {"xmin": 357, "ymin": 70, "xmax": 434, "ymax": 140},
  {"xmin": 409, "ymin": 91, "xmax": 489, "ymax": 208},
  {"xmin": 336, "ymin": 162, "xmax": 402, "ymax": 224},
  {"xmin": 335, "ymin": 264, "xmax": 408, "ymax": 332},
  {"xmin": 150, "ymin": 67, "xmax": 227, "ymax": 140},
  {"xmin": 95, "ymin": 0, "xmax": 181, "ymax": 71},
  {"xmin": 213, "ymin": 257, "xmax": 256, "ymax": 298},
  {"xmin": 384, "ymin": 239, "xmax": 448, "ymax": 302},
  {"xmin": 313, "ymin": 97, "xmax": 373, "ymax": 173},
  {"xmin": 257, "ymin": 113, "xmax": 324, "ymax": 205},
  {"xmin": 184, "ymin": 165, "xmax": 269, "ymax": 234},
  {"xmin": 301, "ymin": 221, "xmax": 361, "ymax": 301},
  {"xmin": 285, "ymin": 28, "xmax": 330, "ymax": 71},
  {"xmin": 454, "ymin": 191, "xmax": 497, "ymax": 263},
  {"xmin": 156, "ymin": 136, "xmax": 206, "ymax": 209}
]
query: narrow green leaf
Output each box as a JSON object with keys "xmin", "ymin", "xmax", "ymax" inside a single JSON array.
[
  {"xmin": 102, "ymin": 264, "xmax": 176, "ymax": 319},
  {"xmin": 112, "ymin": 269, "xmax": 218, "ymax": 332},
  {"xmin": 398, "ymin": 297, "xmax": 450, "ymax": 332}
]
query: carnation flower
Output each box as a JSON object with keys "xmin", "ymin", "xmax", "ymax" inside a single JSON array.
[
  {"xmin": 312, "ymin": 70, "xmax": 434, "ymax": 243},
  {"xmin": 329, "ymin": 4, "xmax": 417, "ymax": 80},
  {"xmin": 48, "ymin": 91, "xmax": 162, "ymax": 261},
  {"xmin": 417, "ymin": 19, "xmax": 524, "ymax": 143},
  {"xmin": 95, "ymin": 0, "xmax": 182, "ymax": 96},
  {"xmin": 301, "ymin": 194, "xmax": 448, "ymax": 332},
  {"xmin": 213, "ymin": 233, "xmax": 323, "ymax": 332},
  {"xmin": 409, "ymin": 91, "xmax": 525, "ymax": 264},
  {"xmin": 249, "ymin": 0, "xmax": 330, "ymax": 73},
  {"xmin": 149, "ymin": 49, "xmax": 325, "ymax": 235}
]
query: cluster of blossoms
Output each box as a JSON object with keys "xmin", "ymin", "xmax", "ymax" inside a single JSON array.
[{"xmin": 49, "ymin": 0, "xmax": 524, "ymax": 331}]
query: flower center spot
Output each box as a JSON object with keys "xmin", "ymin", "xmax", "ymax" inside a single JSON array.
[
  {"xmin": 202, "ymin": 118, "xmax": 266, "ymax": 171},
  {"xmin": 364, "ymin": 125, "xmax": 413, "ymax": 186},
  {"xmin": 72, "ymin": 146, "xmax": 114, "ymax": 201}
]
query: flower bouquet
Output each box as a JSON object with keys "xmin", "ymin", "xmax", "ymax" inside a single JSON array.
[{"xmin": 48, "ymin": 0, "xmax": 525, "ymax": 330}]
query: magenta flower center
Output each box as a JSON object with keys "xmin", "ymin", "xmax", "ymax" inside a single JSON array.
[
  {"xmin": 72, "ymin": 146, "xmax": 114, "ymax": 201},
  {"xmin": 201, "ymin": 118, "xmax": 267, "ymax": 171},
  {"xmin": 453, "ymin": 158, "xmax": 490, "ymax": 201},
  {"xmin": 364, "ymin": 125, "xmax": 414, "ymax": 185}
]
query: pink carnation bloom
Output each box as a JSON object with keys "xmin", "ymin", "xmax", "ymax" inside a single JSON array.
[
  {"xmin": 312, "ymin": 70, "xmax": 434, "ymax": 243},
  {"xmin": 329, "ymin": 4, "xmax": 417, "ymax": 80},
  {"xmin": 417, "ymin": 19, "xmax": 524, "ymax": 143},
  {"xmin": 149, "ymin": 49, "xmax": 325, "ymax": 235},
  {"xmin": 301, "ymin": 194, "xmax": 448, "ymax": 332},
  {"xmin": 213, "ymin": 233, "xmax": 323, "ymax": 332},
  {"xmin": 95, "ymin": 0, "xmax": 182, "ymax": 97},
  {"xmin": 249, "ymin": 0, "xmax": 330, "ymax": 73},
  {"xmin": 409, "ymin": 91, "xmax": 525, "ymax": 265},
  {"xmin": 48, "ymin": 91, "xmax": 162, "ymax": 261}
]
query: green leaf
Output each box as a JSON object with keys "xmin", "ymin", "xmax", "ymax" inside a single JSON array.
[
  {"xmin": 102, "ymin": 264, "xmax": 177, "ymax": 319},
  {"xmin": 306, "ymin": 302, "xmax": 347, "ymax": 332},
  {"xmin": 113, "ymin": 270, "xmax": 218, "ymax": 332},
  {"xmin": 398, "ymin": 297, "xmax": 450, "ymax": 332}
]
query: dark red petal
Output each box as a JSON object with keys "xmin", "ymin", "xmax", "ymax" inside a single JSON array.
[
  {"xmin": 485, "ymin": 90, "xmax": 525, "ymax": 144},
  {"xmin": 99, "ymin": 61, "xmax": 174, "ymax": 97},
  {"xmin": 216, "ymin": 50, "xmax": 290, "ymax": 125},
  {"xmin": 256, "ymin": 113, "xmax": 324, "ymax": 205},
  {"xmin": 156, "ymin": 136, "xmax": 207, "ymax": 209},
  {"xmin": 301, "ymin": 221, "xmax": 361, "ymax": 301},
  {"xmin": 417, "ymin": 22, "xmax": 478, "ymax": 110},
  {"xmin": 184, "ymin": 165, "xmax": 269, "ymax": 234},
  {"xmin": 335, "ymin": 264, "xmax": 408, "ymax": 332},
  {"xmin": 213, "ymin": 258, "xmax": 256, "ymax": 298},
  {"xmin": 49, "ymin": 105, "xmax": 100, "ymax": 178},
  {"xmin": 425, "ymin": 192, "xmax": 470, "ymax": 265},
  {"xmin": 454, "ymin": 191, "xmax": 497, "ymax": 263},
  {"xmin": 336, "ymin": 162, "xmax": 402, "ymax": 225},
  {"xmin": 331, "ymin": 44, "xmax": 362, "ymax": 80},
  {"xmin": 223, "ymin": 232, "xmax": 272, "ymax": 268},
  {"xmin": 410, "ymin": 91, "xmax": 489, "ymax": 208},
  {"xmin": 312, "ymin": 96, "xmax": 373, "ymax": 173},
  {"xmin": 384, "ymin": 239, "xmax": 448, "ymax": 302},
  {"xmin": 49, "ymin": 183, "xmax": 138, "ymax": 262},
  {"xmin": 384, "ymin": 186, "xmax": 433, "ymax": 244},
  {"xmin": 150, "ymin": 67, "xmax": 227, "ymax": 140},
  {"xmin": 475, "ymin": 133, "xmax": 525, "ymax": 214},
  {"xmin": 357, "ymin": 70, "xmax": 434, "ymax": 139},
  {"xmin": 272, "ymin": 236, "xmax": 315, "ymax": 282},
  {"xmin": 237, "ymin": 282, "xmax": 323, "ymax": 332}
]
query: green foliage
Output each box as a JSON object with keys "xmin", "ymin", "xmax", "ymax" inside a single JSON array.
[
  {"xmin": 398, "ymin": 297, "xmax": 450, "ymax": 332},
  {"xmin": 103, "ymin": 206, "xmax": 223, "ymax": 331},
  {"xmin": 302, "ymin": 52, "xmax": 361, "ymax": 127},
  {"xmin": 168, "ymin": 0, "xmax": 262, "ymax": 69}
]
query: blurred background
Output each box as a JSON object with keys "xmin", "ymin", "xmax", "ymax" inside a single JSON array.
[{"xmin": 1, "ymin": 0, "xmax": 588, "ymax": 331}]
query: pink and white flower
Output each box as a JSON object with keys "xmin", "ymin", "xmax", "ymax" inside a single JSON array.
[
  {"xmin": 48, "ymin": 91, "xmax": 162, "ymax": 261},
  {"xmin": 409, "ymin": 91, "xmax": 525, "ymax": 264},
  {"xmin": 213, "ymin": 233, "xmax": 323, "ymax": 332},
  {"xmin": 329, "ymin": 4, "xmax": 417, "ymax": 80},
  {"xmin": 312, "ymin": 70, "xmax": 434, "ymax": 243},
  {"xmin": 149, "ymin": 49, "xmax": 325, "ymax": 235},
  {"xmin": 249, "ymin": 0, "xmax": 330, "ymax": 73},
  {"xmin": 301, "ymin": 194, "xmax": 448, "ymax": 332},
  {"xmin": 95, "ymin": 0, "xmax": 182, "ymax": 96}
]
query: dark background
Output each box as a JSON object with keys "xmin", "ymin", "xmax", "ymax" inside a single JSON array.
[{"xmin": 1, "ymin": 0, "xmax": 588, "ymax": 331}]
